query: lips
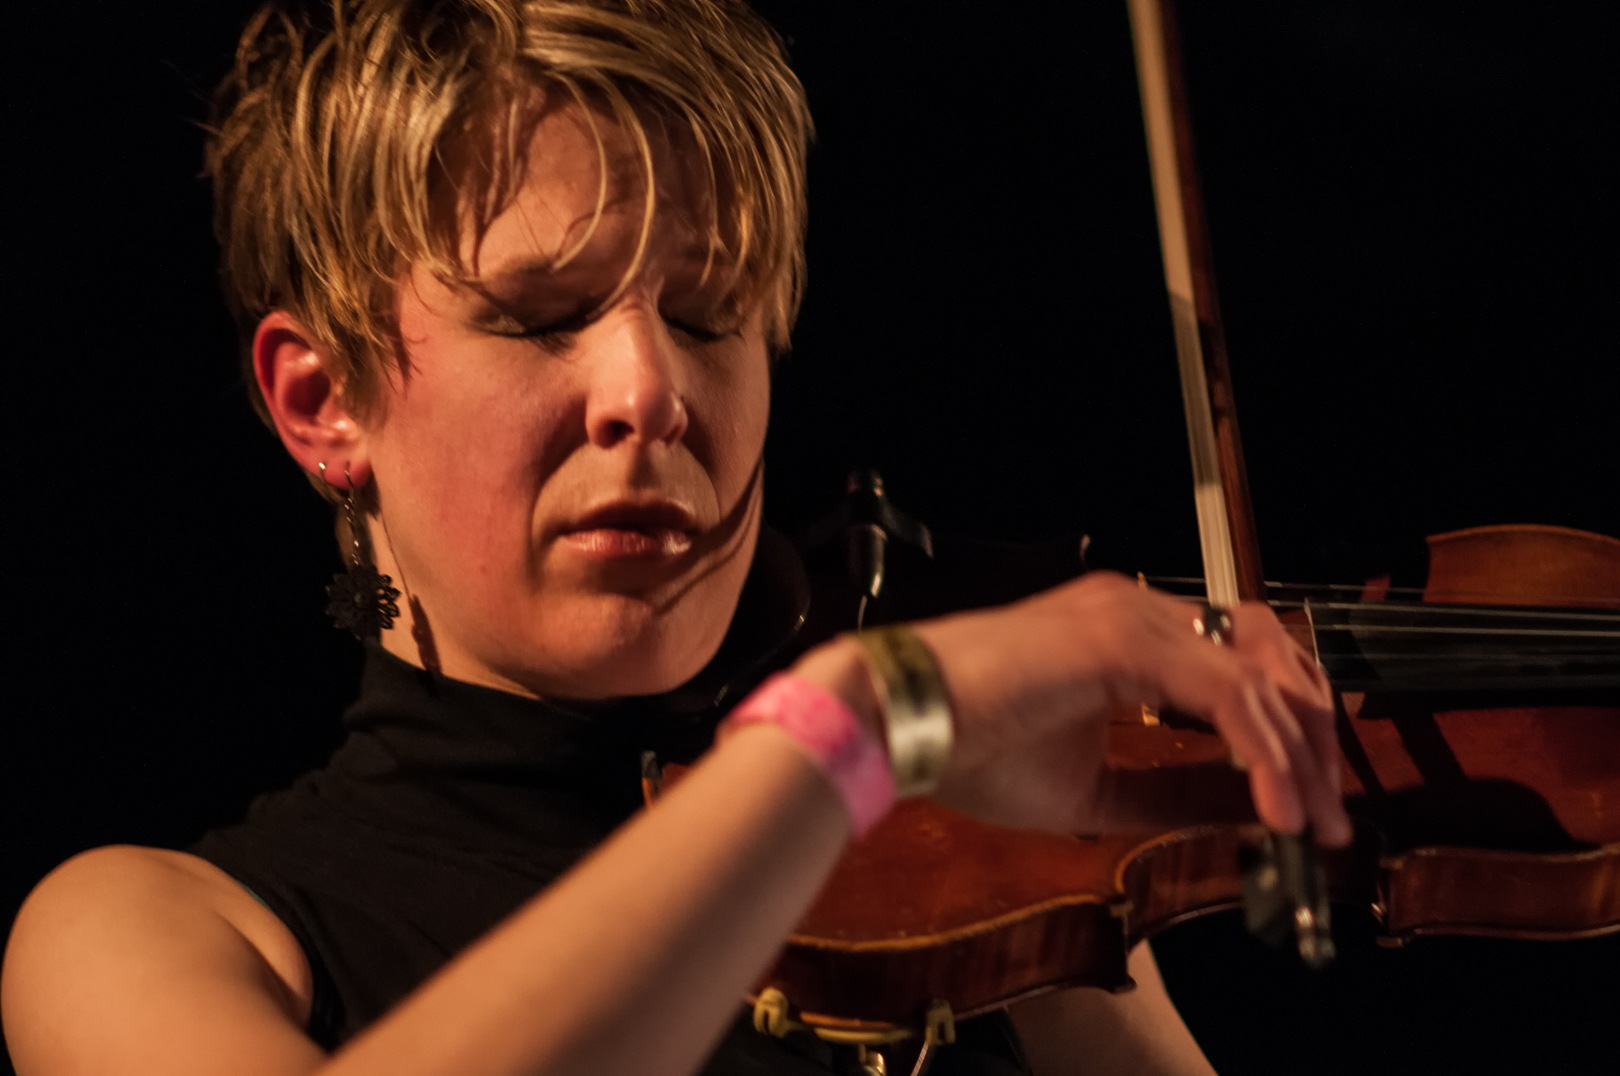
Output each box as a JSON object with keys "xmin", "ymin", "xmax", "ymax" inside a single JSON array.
[{"xmin": 558, "ymin": 500, "xmax": 697, "ymax": 559}]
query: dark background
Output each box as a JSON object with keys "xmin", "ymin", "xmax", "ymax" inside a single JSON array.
[{"xmin": 4, "ymin": 2, "xmax": 1617, "ymax": 1074}]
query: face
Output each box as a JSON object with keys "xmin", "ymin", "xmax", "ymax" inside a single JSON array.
[{"xmin": 354, "ymin": 102, "xmax": 771, "ymax": 699}]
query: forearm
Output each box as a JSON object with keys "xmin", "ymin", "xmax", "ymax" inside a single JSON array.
[
  {"xmin": 1010, "ymin": 943, "xmax": 1214, "ymax": 1076},
  {"xmin": 323, "ymin": 719, "xmax": 852, "ymax": 1076}
]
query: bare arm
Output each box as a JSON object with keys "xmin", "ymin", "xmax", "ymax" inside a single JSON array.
[
  {"xmin": 4, "ymin": 720, "xmax": 853, "ymax": 1076},
  {"xmin": 1010, "ymin": 943, "xmax": 1215, "ymax": 1076},
  {"xmin": 2, "ymin": 845, "xmax": 326, "ymax": 1076},
  {"xmin": 5, "ymin": 575, "xmax": 1345, "ymax": 1076}
]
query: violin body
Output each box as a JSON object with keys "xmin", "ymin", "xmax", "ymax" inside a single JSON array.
[
  {"xmin": 727, "ymin": 0, "xmax": 1620, "ymax": 1048},
  {"xmin": 754, "ymin": 523, "xmax": 1620, "ymax": 1037},
  {"xmin": 1327, "ymin": 524, "xmax": 1620, "ymax": 942}
]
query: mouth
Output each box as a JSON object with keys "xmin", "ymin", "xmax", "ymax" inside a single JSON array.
[{"xmin": 558, "ymin": 499, "xmax": 698, "ymax": 560}]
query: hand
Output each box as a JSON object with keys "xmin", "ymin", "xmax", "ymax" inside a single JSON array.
[{"xmin": 906, "ymin": 571, "xmax": 1350, "ymax": 844}]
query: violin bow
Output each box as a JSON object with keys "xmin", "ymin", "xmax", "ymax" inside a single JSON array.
[{"xmin": 1126, "ymin": 0, "xmax": 1335, "ymax": 966}]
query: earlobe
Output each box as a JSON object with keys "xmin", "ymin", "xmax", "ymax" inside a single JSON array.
[{"xmin": 253, "ymin": 311, "xmax": 372, "ymax": 490}]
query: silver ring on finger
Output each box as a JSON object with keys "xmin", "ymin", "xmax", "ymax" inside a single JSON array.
[{"xmin": 1194, "ymin": 604, "xmax": 1234, "ymax": 646}]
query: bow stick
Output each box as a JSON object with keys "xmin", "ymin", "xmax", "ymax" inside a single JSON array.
[{"xmin": 1126, "ymin": 0, "xmax": 1335, "ymax": 966}]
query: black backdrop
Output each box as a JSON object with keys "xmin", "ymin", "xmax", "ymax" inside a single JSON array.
[{"xmin": 4, "ymin": 2, "xmax": 1617, "ymax": 1074}]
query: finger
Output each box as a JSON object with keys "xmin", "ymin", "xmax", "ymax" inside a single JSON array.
[
  {"xmin": 1149, "ymin": 628, "xmax": 1288, "ymax": 772},
  {"xmin": 1257, "ymin": 677, "xmax": 1352, "ymax": 846},
  {"xmin": 1156, "ymin": 670, "xmax": 1298, "ymax": 833},
  {"xmin": 1232, "ymin": 608, "xmax": 1339, "ymax": 785},
  {"xmin": 1251, "ymin": 677, "xmax": 1314, "ymax": 835},
  {"xmin": 1247, "ymin": 766, "xmax": 1298, "ymax": 837},
  {"xmin": 1298, "ymin": 687, "xmax": 1343, "ymax": 800},
  {"xmin": 1222, "ymin": 616, "xmax": 1348, "ymax": 842},
  {"xmin": 1216, "ymin": 675, "xmax": 1291, "ymax": 776},
  {"xmin": 1145, "ymin": 602, "xmax": 1308, "ymax": 834},
  {"xmin": 1227, "ymin": 603, "xmax": 1319, "ymax": 681},
  {"xmin": 1268, "ymin": 654, "xmax": 1341, "ymax": 798},
  {"xmin": 1211, "ymin": 677, "xmax": 1303, "ymax": 834},
  {"xmin": 1234, "ymin": 602, "xmax": 1327, "ymax": 707}
]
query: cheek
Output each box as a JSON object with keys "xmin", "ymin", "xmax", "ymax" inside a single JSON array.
[
  {"xmin": 372, "ymin": 342, "xmax": 575, "ymax": 580},
  {"xmin": 692, "ymin": 345, "xmax": 771, "ymax": 490}
]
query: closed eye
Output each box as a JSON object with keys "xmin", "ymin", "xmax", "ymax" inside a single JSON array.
[
  {"xmin": 662, "ymin": 315, "xmax": 737, "ymax": 345},
  {"xmin": 482, "ymin": 309, "xmax": 596, "ymax": 354},
  {"xmin": 479, "ymin": 301, "xmax": 739, "ymax": 349}
]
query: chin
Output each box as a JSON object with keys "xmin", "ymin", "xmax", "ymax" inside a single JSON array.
[{"xmin": 508, "ymin": 591, "xmax": 729, "ymax": 700}]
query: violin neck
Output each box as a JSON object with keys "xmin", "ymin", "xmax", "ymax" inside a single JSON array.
[{"xmin": 1294, "ymin": 599, "xmax": 1620, "ymax": 694}]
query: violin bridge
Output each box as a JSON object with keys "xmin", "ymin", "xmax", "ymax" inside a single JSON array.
[{"xmin": 1136, "ymin": 575, "xmax": 1162, "ymax": 725}]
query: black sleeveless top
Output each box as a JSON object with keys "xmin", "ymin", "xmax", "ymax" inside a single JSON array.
[{"xmin": 190, "ymin": 531, "xmax": 1030, "ymax": 1075}]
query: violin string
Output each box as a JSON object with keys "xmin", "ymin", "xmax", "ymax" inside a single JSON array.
[
  {"xmin": 1329, "ymin": 654, "xmax": 1616, "ymax": 661},
  {"xmin": 1142, "ymin": 575, "xmax": 1620, "ymax": 609},
  {"xmin": 1267, "ymin": 601, "xmax": 1620, "ymax": 623},
  {"xmin": 1306, "ymin": 625, "xmax": 1619, "ymax": 638},
  {"xmin": 1147, "ymin": 575, "xmax": 1437, "ymax": 593}
]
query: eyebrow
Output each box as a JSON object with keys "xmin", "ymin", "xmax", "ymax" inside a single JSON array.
[{"xmin": 476, "ymin": 242, "xmax": 735, "ymax": 285}]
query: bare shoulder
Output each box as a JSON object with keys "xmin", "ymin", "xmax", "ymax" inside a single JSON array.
[{"xmin": 2, "ymin": 845, "xmax": 324, "ymax": 1076}]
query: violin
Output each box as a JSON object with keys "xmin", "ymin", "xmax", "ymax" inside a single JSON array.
[
  {"xmin": 737, "ymin": 518, "xmax": 1618, "ymax": 1047},
  {"xmin": 693, "ymin": 0, "xmax": 1620, "ymax": 1058}
]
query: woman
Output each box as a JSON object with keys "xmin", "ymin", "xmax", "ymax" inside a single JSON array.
[{"xmin": 1, "ymin": 2, "xmax": 1349, "ymax": 1074}]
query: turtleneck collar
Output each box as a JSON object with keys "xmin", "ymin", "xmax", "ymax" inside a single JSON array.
[{"xmin": 308, "ymin": 526, "xmax": 810, "ymax": 854}]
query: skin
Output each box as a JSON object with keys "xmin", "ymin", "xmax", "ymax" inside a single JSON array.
[
  {"xmin": 271, "ymin": 99, "xmax": 770, "ymax": 700},
  {"xmin": 2, "ymin": 100, "xmax": 1350, "ymax": 1076}
]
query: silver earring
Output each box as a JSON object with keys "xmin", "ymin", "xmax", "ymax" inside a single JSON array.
[{"xmin": 320, "ymin": 462, "xmax": 400, "ymax": 640}]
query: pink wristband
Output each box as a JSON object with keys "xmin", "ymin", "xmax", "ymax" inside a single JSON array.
[{"xmin": 720, "ymin": 673, "xmax": 896, "ymax": 838}]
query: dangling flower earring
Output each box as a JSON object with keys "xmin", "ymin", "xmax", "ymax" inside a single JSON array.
[{"xmin": 320, "ymin": 462, "xmax": 401, "ymax": 640}]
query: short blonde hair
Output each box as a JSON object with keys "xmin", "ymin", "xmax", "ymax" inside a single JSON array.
[{"xmin": 208, "ymin": 0, "xmax": 811, "ymax": 429}]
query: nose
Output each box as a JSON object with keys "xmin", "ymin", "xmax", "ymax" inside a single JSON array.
[{"xmin": 583, "ymin": 302, "xmax": 689, "ymax": 450}]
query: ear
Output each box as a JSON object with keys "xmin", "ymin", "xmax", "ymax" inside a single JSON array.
[{"xmin": 253, "ymin": 311, "xmax": 372, "ymax": 491}]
